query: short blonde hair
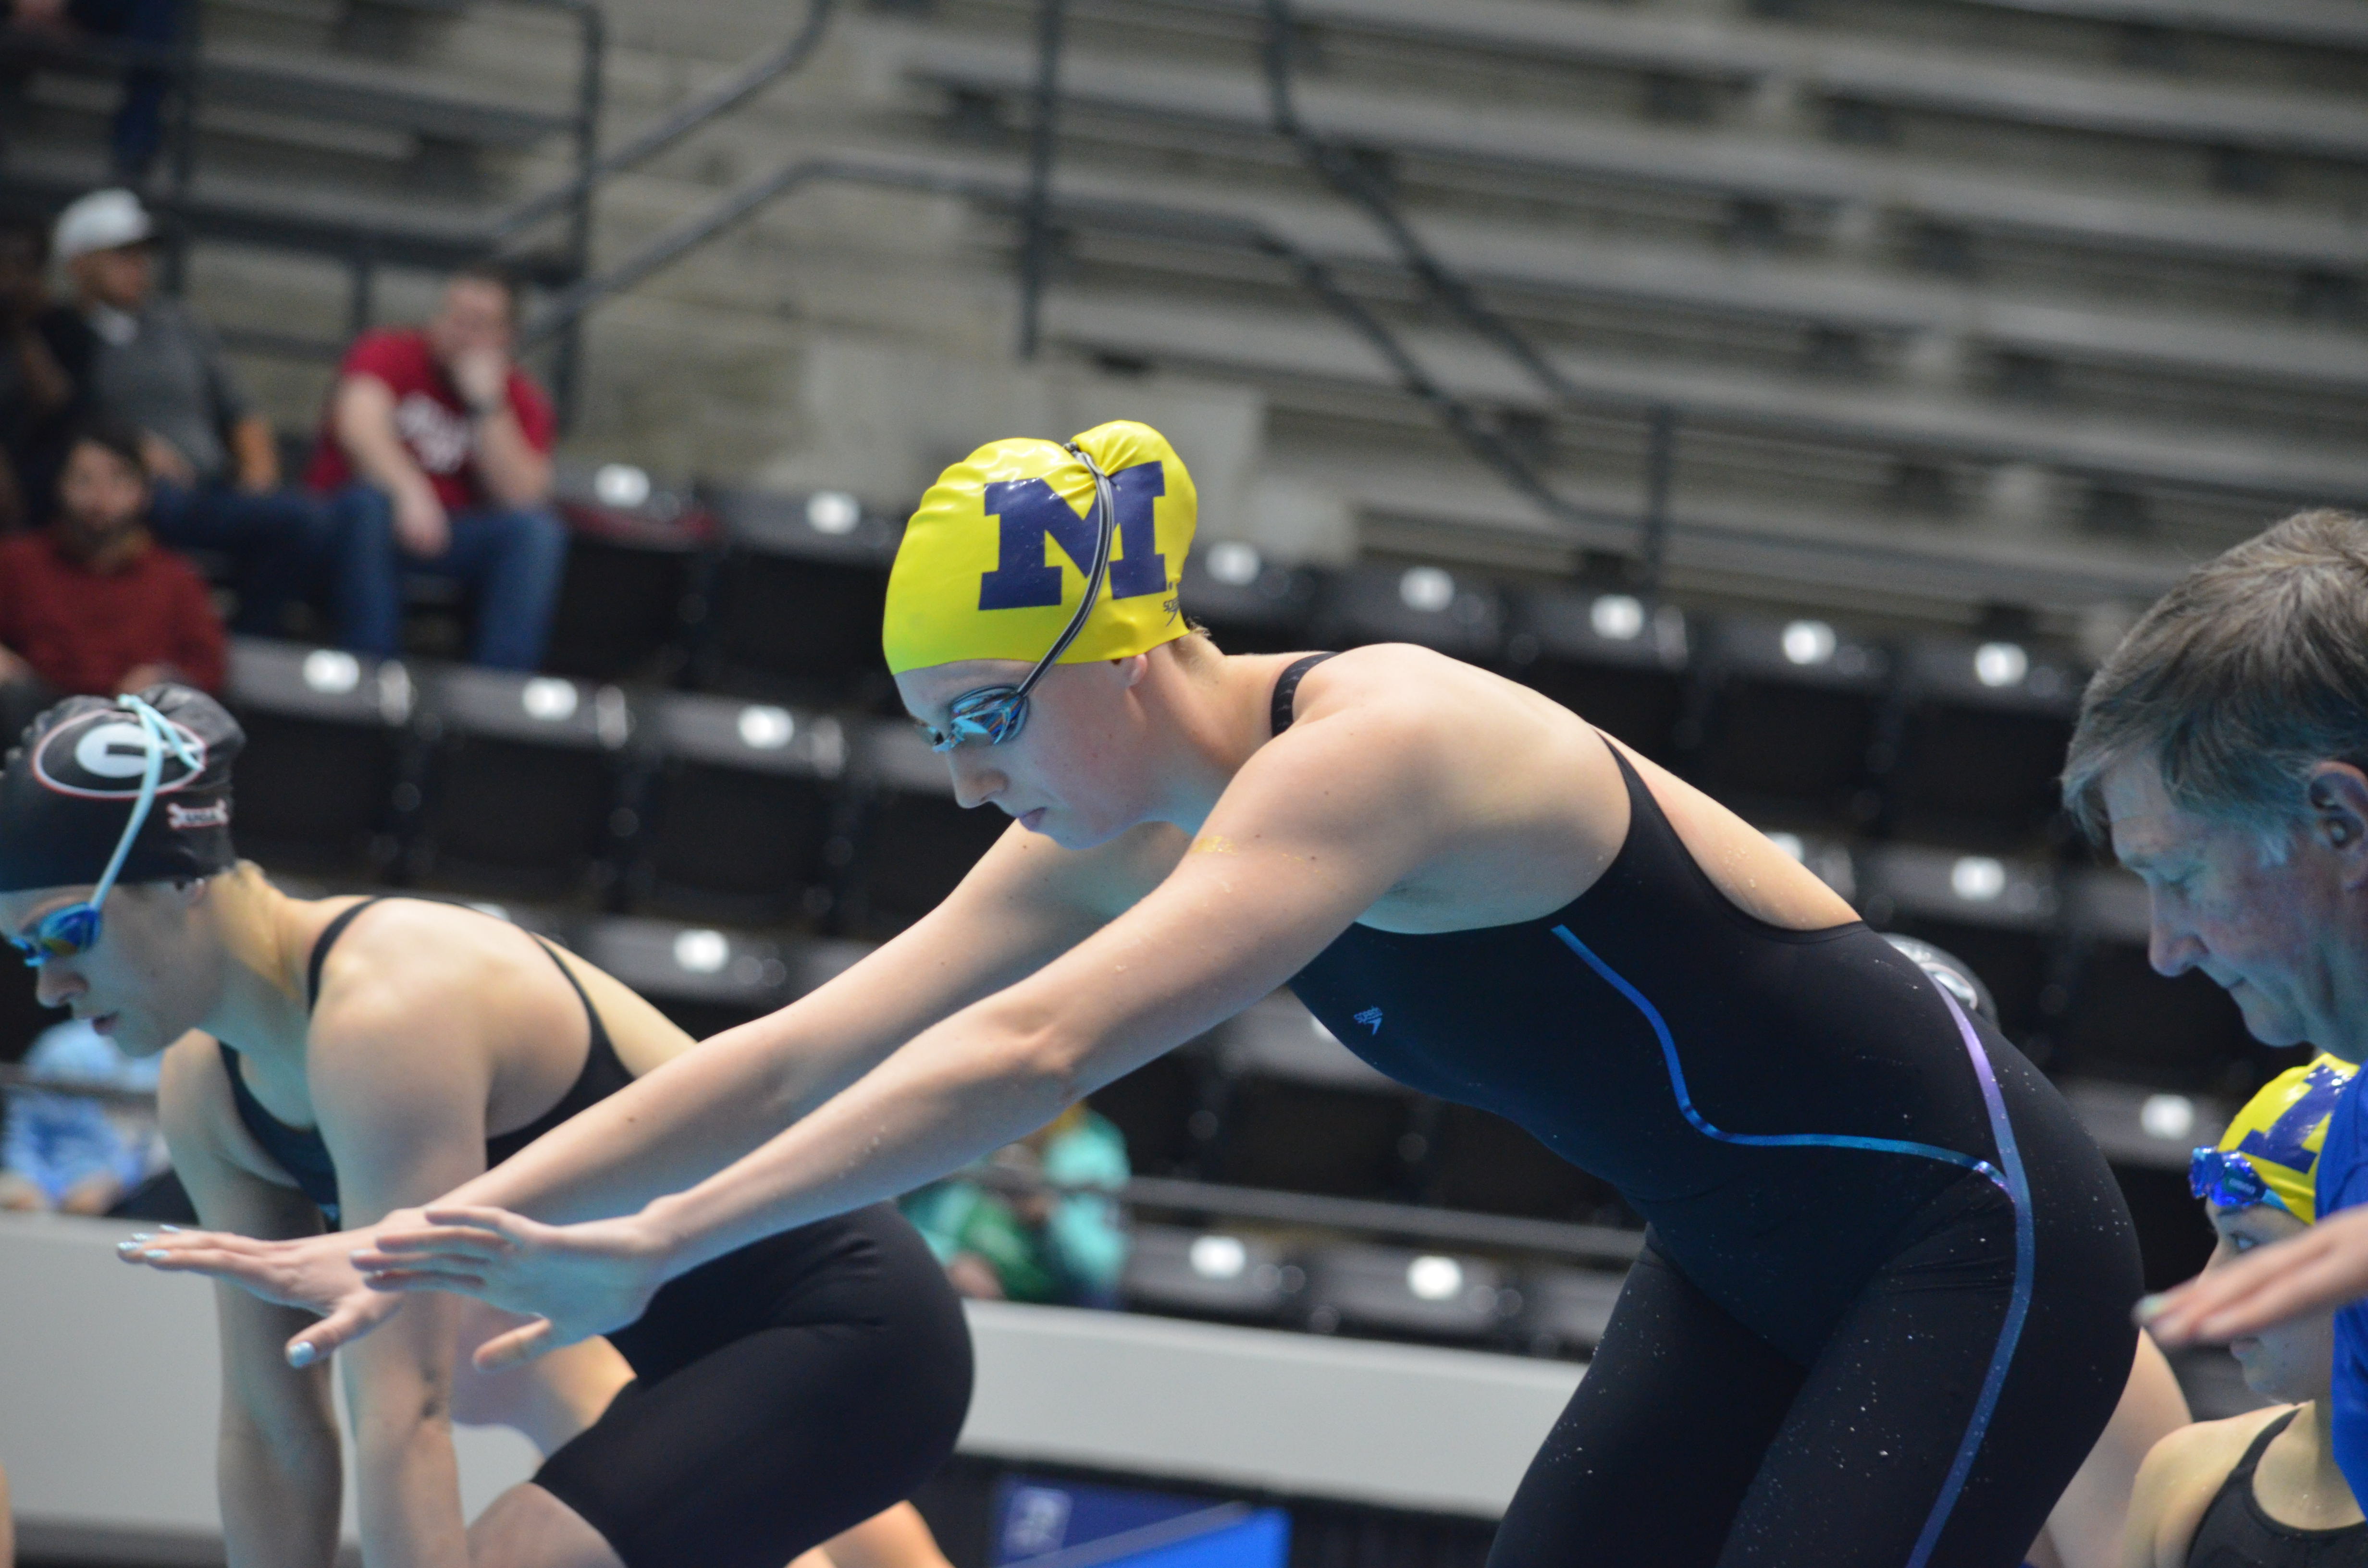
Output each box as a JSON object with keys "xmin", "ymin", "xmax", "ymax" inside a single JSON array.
[{"xmin": 2064, "ymin": 509, "xmax": 2368, "ymax": 844}]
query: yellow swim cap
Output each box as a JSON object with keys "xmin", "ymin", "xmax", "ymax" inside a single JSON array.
[
  {"xmin": 882, "ymin": 420, "xmax": 1196, "ymax": 675},
  {"xmin": 2191, "ymin": 1054, "xmax": 2357, "ymax": 1224}
]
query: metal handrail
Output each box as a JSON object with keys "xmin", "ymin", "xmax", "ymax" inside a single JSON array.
[{"xmin": 487, "ymin": 0, "xmax": 835, "ymax": 246}]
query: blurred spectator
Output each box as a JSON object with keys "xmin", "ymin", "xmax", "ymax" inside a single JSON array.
[
  {"xmin": 0, "ymin": 1016, "xmax": 166, "ymax": 1215},
  {"xmin": 53, "ymin": 188, "xmax": 332, "ymax": 637},
  {"xmin": 901, "ymin": 1104, "xmax": 1131, "ymax": 1308},
  {"xmin": 308, "ymin": 262, "xmax": 566, "ymax": 671},
  {"xmin": 0, "ymin": 417, "xmax": 226, "ymax": 740},
  {"xmin": 8, "ymin": 0, "xmax": 185, "ymax": 179},
  {"xmin": 0, "ymin": 220, "xmax": 79, "ymax": 534}
]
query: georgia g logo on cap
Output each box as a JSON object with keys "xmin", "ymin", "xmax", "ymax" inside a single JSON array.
[{"xmin": 31, "ymin": 709, "xmax": 210, "ymax": 800}]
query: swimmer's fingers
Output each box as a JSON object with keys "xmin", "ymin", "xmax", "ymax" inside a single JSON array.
[
  {"xmin": 365, "ymin": 1205, "xmax": 548, "ymax": 1265},
  {"xmin": 118, "ymin": 1228, "xmax": 337, "ymax": 1310},
  {"xmin": 2141, "ymin": 1209, "xmax": 2368, "ymax": 1346},
  {"xmin": 284, "ymin": 1288, "xmax": 404, "ymax": 1368},
  {"xmin": 471, "ymin": 1316, "xmax": 563, "ymax": 1371}
]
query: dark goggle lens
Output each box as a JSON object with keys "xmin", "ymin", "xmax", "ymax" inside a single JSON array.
[{"xmin": 12, "ymin": 905, "xmax": 99, "ymax": 966}]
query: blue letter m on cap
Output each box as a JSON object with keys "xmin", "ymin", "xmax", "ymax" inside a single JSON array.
[{"xmin": 978, "ymin": 461, "xmax": 1169, "ymax": 610}]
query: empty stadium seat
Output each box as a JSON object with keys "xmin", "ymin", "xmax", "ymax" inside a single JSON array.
[
  {"xmin": 1121, "ymin": 1225, "xmax": 1301, "ymax": 1322},
  {"xmin": 408, "ymin": 669, "xmax": 634, "ymax": 900},
  {"xmin": 1179, "ymin": 542, "xmax": 1321, "ymax": 654},
  {"xmin": 836, "ymin": 720, "xmax": 1010, "ymax": 937},
  {"xmin": 544, "ymin": 475, "xmax": 720, "ymax": 684},
  {"xmin": 1507, "ymin": 588, "xmax": 1694, "ymax": 764},
  {"xmin": 1319, "ymin": 564, "xmax": 1505, "ymax": 664},
  {"xmin": 1695, "ymin": 616, "xmax": 1891, "ymax": 828},
  {"xmin": 223, "ymin": 640, "xmax": 418, "ymax": 881},
  {"xmin": 626, "ymin": 693, "xmax": 847, "ymax": 924},
  {"xmin": 693, "ymin": 488, "xmax": 900, "ymax": 710},
  {"xmin": 576, "ymin": 916, "xmax": 794, "ymax": 1041},
  {"xmin": 1886, "ymin": 637, "xmax": 2082, "ymax": 849},
  {"xmin": 1303, "ymin": 1244, "xmax": 1507, "ymax": 1341}
]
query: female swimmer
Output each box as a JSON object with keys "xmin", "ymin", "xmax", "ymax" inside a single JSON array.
[
  {"xmin": 2122, "ymin": 1055, "xmax": 2368, "ymax": 1567},
  {"xmin": 0, "ymin": 687, "xmax": 968, "ymax": 1568},
  {"xmin": 142, "ymin": 423, "xmax": 2142, "ymax": 1566}
]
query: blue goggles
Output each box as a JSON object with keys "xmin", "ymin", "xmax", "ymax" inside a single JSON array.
[
  {"xmin": 8, "ymin": 695, "xmax": 197, "ymax": 968},
  {"xmin": 2188, "ymin": 1146, "xmax": 2286, "ymax": 1216},
  {"xmin": 925, "ymin": 442, "xmax": 1119, "ymax": 754}
]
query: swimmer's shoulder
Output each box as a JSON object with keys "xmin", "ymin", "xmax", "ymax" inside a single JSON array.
[{"xmin": 2124, "ymin": 1406, "xmax": 2295, "ymax": 1567}]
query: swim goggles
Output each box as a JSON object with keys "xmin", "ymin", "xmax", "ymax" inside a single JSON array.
[
  {"xmin": 2188, "ymin": 1146, "xmax": 2285, "ymax": 1216},
  {"xmin": 8, "ymin": 695, "xmax": 198, "ymax": 967},
  {"xmin": 925, "ymin": 441, "xmax": 1118, "ymax": 752}
]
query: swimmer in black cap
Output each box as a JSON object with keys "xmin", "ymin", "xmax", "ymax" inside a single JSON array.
[{"xmin": 0, "ymin": 686, "xmax": 970, "ymax": 1568}]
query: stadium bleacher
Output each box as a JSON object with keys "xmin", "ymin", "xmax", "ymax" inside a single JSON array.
[{"xmin": 0, "ymin": 0, "xmax": 2339, "ymax": 1445}]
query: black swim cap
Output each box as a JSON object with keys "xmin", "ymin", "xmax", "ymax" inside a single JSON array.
[{"xmin": 0, "ymin": 684, "xmax": 242, "ymax": 894}]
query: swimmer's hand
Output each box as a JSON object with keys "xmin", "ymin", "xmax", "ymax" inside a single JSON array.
[
  {"xmin": 117, "ymin": 1221, "xmax": 407, "ymax": 1366},
  {"xmin": 354, "ymin": 1205, "xmax": 671, "ymax": 1369},
  {"xmin": 2139, "ymin": 1204, "xmax": 2368, "ymax": 1346}
]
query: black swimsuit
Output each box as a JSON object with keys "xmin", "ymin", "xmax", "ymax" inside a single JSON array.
[
  {"xmin": 2187, "ymin": 1409, "xmax": 2368, "ymax": 1568},
  {"xmin": 1275, "ymin": 656, "xmax": 2140, "ymax": 1568},
  {"xmin": 215, "ymin": 897, "xmax": 973, "ymax": 1568}
]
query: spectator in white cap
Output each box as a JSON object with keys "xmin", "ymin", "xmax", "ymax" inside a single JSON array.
[{"xmin": 50, "ymin": 188, "xmax": 334, "ymax": 639}]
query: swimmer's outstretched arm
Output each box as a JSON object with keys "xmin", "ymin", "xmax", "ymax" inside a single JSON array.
[
  {"xmin": 359, "ymin": 697, "xmax": 1442, "ymax": 1364},
  {"xmin": 2141, "ymin": 1204, "xmax": 2368, "ymax": 1346}
]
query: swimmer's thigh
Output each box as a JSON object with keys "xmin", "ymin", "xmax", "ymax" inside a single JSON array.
[
  {"xmin": 1488, "ymin": 1246, "xmax": 1804, "ymax": 1568},
  {"xmin": 1719, "ymin": 1175, "xmax": 2135, "ymax": 1568},
  {"xmin": 533, "ymin": 1213, "xmax": 974, "ymax": 1568}
]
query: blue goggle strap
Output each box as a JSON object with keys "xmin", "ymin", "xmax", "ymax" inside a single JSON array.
[{"xmin": 87, "ymin": 695, "xmax": 197, "ymax": 912}]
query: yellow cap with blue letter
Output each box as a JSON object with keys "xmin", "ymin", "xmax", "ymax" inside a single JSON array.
[
  {"xmin": 2190, "ymin": 1053, "xmax": 2358, "ymax": 1225},
  {"xmin": 881, "ymin": 420, "xmax": 1196, "ymax": 675}
]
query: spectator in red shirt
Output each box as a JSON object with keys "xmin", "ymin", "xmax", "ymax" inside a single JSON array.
[
  {"xmin": 0, "ymin": 416, "xmax": 226, "ymax": 746},
  {"xmin": 308, "ymin": 263, "xmax": 566, "ymax": 670}
]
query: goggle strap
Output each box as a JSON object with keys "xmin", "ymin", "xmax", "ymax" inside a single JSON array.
[
  {"xmin": 87, "ymin": 696, "xmax": 182, "ymax": 909},
  {"xmin": 1012, "ymin": 442, "xmax": 1119, "ymax": 702}
]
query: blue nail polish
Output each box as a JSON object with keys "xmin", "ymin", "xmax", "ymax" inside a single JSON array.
[
  {"xmin": 116, "ymin": 1239, "xmax": 141, "ymax": 1253},
  {"xmin": 160, "ymin": 1224, "xmax": 182, "ymax": 1232},
  {"xmin": 144, "ymin": 1250, "xmax": 169, "ymax": 1261},
  {"xmin": 129, "ymin": 1231, "xmax": 153, "ymax": 1242},
  {"xmin": 288, "ymin": 1343, "xmax": 317, "ymax": 1368}
]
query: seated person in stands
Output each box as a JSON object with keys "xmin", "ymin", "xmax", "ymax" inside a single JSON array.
[
  {"xmin": 51, "ymin": 189, "xmax": 331, "ymax": 638},
  {"xmin": 902, "ymin": 1103, "xmax": 1131, "ymax": 1307},
  {"xmin": 2120, "ymin": 1054, "xmax": 2368, "ymax": 1566},
  {"xmin": 0, "ymin": 416, "xmax": 227, "ymax": 741},
  {"xmin": 0, "ymin": 220, "xmax": 80, "ymax": 534},
  {"xmin": 308, "ymin": 261, "xmax": 567, "ymax": 672},
  {"xmin": 0, "ymin": 1016, "xmax": 166, "ymax": 1215},
  {"xmin": 6, "ymin": 0, "xmax": 183, "ymax": 178}
]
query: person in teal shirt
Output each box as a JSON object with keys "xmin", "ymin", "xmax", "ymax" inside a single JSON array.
[{"xmin": 901, "ymin": 1104, "xmax": 1130, "ymax": 1306}]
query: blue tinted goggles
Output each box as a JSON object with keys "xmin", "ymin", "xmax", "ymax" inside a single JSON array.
[
  {"xmin": 2188, "ymin": 1147, "xmax": 2283, "ymax": 1215},
  {"xmin": 8, "ymin": 695, "xmax": 197, "ymax": 968},
  {"xmin": 926, "ymin": 443, "xmax": 1119, "ymax": 754}
]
